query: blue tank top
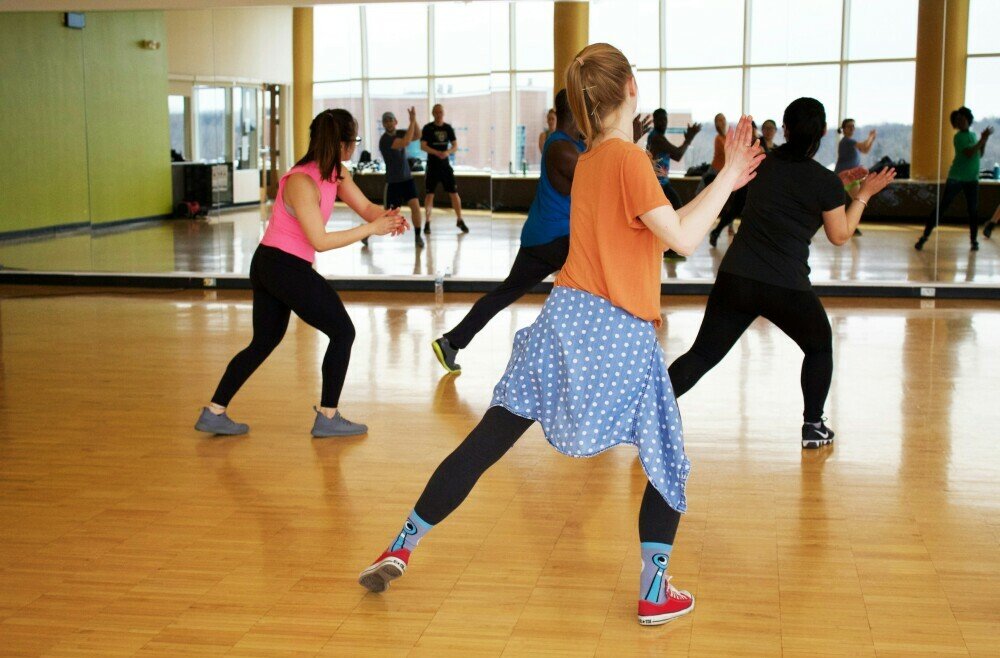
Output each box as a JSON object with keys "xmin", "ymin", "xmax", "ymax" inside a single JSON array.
[{"xmin": 520, "ymin": 130, "xmax": 586, "ymax": 247}]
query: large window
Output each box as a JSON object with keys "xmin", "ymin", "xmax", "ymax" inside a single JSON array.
[
  {"xmin": 591, "ymin": 0, "xmax": 920, "ymax": 169},
  {"xmin": 967, "ymin": 1, "xmax": 1000, "ymax": 167},
  {"xmin": 313, "ymin": 1, "xmax": 553, "ymax": 173}
]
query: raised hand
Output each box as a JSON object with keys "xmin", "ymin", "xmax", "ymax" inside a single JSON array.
[
  {"xmin": 859, "ymin": 167, "xmax": 896, "ymax": 200},
  {"xmin": 983, "ymin": 126, "xmax": 995, "ymax": 140},
  {"xmin": 408, "ymin": 106, "xmax": 417, "ymax": 123},
  {"xmin": 633, "ymin": 114, "xmax": 652, "ymax": 142},
  {"xmin": 868, "ymin": 129, "xmax": 877, "ymax": 140},
  {"xmin": 724, "ymin": 115, "xmax": 765, "ymax": 191},
  {"xmin": 684, "ymin": 123, "xmax": 702, "ymax": 142},
  {"xmin": 371, "ymin": 208, "xmax": 409, "ymax": 237}
]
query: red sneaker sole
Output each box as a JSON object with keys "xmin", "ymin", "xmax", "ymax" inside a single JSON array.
[
  {"xmin": 638, "ymin": 599, "xmax": 695, "ymax": 626},
  {"xmin": 358, "ymin": 557, "xmax": 406, "ymax": 593}
]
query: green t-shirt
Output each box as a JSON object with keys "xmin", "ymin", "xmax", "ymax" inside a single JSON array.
[{"xmin": 948, "ymin": 130, "xmax": 980, "ymax": 182}]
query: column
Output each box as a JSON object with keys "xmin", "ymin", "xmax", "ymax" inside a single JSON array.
[
  {"xmin": 910, "ymin": 0, "xmax": 969, "ymax": 180},
  {"xmin": 553, "ymin": 1, "xmax": 589, "ymax": 96},
  {"xmin": 292, "ymin": 7, "xmax": 313, "ymax": 162}
]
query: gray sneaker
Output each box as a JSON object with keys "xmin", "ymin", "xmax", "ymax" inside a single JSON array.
[
  {"xmin": 312, "ymin": 407, "xmax": 368, "ymax": 438},
  {"xmin": 432, "ymin": 337, "xmax": 462, "ymax": 373},
  {"xmin": 195, "ymin": 407, "xmax": 249, "ymax": 436}
]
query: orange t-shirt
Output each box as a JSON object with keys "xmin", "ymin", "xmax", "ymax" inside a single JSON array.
[
  {"xmin": 555, "ymin": 139, "xmax": 669, "ymax": 327},
  {"xmin": 711, "ymin": 133, "xmax": 726, "ymax": 171}
]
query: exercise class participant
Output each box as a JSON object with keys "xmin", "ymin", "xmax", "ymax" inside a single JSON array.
[
  {"xmin": 195, "ymin": 110, "xmax": 409, "ymax": 438},
  {"xmin": 378, "ymin": 107, "xmax": 424, "ymax": 248},
  {"xmin": 421, "ymin": 104, "xmax": 469, "ymax": 234},
  {"xmin": 709, "ymin": 120, "xmax": 760, "ymax": 247},
  {"xmin": 915, "ymin": 107, "xmax": 993, "ymax": 251},
  {"xmin": 760, "ymin": 119, "xmax": 779, "ymax": 153},
  {"xmin": 432, "ymin": 90, "xmax": 584, "ymax": 372},
  {"xmin": 834, "ymin": 118, "xmax": 877, "ymax": 174},
  {"xmin": 359, "ymin": 43, "xmax": 763, "ymax": 626},
  {"xmin": 667, "ymin": 98, "xmax": 896, "ymax": 450},
  {"xmin": 646, "ymin": 108, "xmax": 701, "ymax": 208},
  {"xmin": 538, "ymin": 106, "xmax": 556, "ymax": 154}
]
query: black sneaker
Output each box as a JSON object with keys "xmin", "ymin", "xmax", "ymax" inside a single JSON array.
[
  {"xmin": 709, "ymin": 230, "xmax": 720, "ymax": 248},
  {"xmin": 361, "ymin": 236, "xmax": 369, "ymax": 248},
  {"xmin": 663, "ymin": 249, "xmax": 687, "ymax": 261},
  {"xmin": 914, "ymin": 236, "xmax": 927, "ymax": 251},
  {"xmin": 801, "ymin": 421, "xmax": 835, "ymax": 449},
  {"xmin": 432, "ymin": 337, "xmax": 461, "ymax": 373},
  {"xmin": 456, "ymin": 219, "xmax": 469, "ymax": 233},
  {"xmin": 424, "ymin": 222, "xmax": 431, "ymax": 235},
  {"xmin": 984, "ymin": 222, "xmax": 995, "ymax": 239},
  {"xmin": 854, "ymin": 228, "xmax": 863, "ymax": 236},
  {"xmin": 971, "ymin": 241, "xmax": 979, "ymax": 251},
  {"xmin": 415, "ymin": 234, "xmax": 425, "ymax": 248}
]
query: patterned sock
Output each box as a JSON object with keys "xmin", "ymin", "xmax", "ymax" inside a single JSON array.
[
  {"xmin": 639, "ymin": 542, "xmax": 673, "ymax": 604},
  {"xmin": 388, "ymin": 510, "xmax": 434, "ymax": 553}
]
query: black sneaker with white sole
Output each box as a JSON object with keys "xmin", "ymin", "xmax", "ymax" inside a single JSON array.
[{"xmin": 801, "ymin": 421, "xmax": 835, "ymax": 449}]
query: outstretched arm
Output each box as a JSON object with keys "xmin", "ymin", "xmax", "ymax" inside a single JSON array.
[
  {"xmin": 821, "ymin": 167, "xmax": 896, "ymax": 245},
  {"xmin": 284, "ymin": 173, "xmax": 407, "ymax": 251},
  {"xmin": 641, "ymin": 116, "xmax": 763, "ymax": 256}
]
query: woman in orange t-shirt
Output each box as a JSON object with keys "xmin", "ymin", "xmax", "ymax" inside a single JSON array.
[{"xmin": 360, "ymin": 43, "xmax": 762, "ymax": 627}]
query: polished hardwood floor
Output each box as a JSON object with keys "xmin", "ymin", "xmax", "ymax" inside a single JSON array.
[
  {"xmin": 2, "ymin": 205, "xmax": 999, "ymax": 285},
  {"xmin": 0, "ymin": 287, "xmax": 997, "ymax": 656}
]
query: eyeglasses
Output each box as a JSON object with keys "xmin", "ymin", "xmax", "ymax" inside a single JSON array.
[{"xmin": 353, "ymin": 136, "xmax": 362, "ymax": 144}]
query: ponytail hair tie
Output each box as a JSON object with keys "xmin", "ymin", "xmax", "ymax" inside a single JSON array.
[{"xmin": 576, "ymin": 57, "xmax": 585, "ymax": 66}]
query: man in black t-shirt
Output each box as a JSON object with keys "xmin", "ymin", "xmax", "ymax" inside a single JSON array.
[
  {"xmin": 420, "ymin": 104, "xmax": 468, "ymax": 234},
  {"xmin": 378, "ymin": 107, "xmax": 424, "ymax": 248}
]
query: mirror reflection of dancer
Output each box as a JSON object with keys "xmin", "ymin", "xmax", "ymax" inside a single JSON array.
[
  {"xmin": 646, "ymin": 108, "xmax": 700, "ymax": 209},
  {"xmin": 359, "ymin": 43, "xmax": 764, "ymax": 627},
  {"xmin": 421, "ymin": 104, "xmax": 468, "ymax": 235},
  {"xmin": 915, "ymin": 107, "xmax": 993, "ymax": 252},
  {"xmin": 538, "ymin": 107, "xmax": 557, "ymax": 154},
  {"xmin": 378, "ymin": 107, "xmax": 424, "ymax": 248},
  {"xmin": 667, "ymin": 98, "xmax": 896, "ymax": 450},
  {"xmin": 760, "ymin": 119, "xmax": 779, "ymax": 153},
  {"xmin": 195, "ymin": 110, "xmax": 408, "ymax": 438},
  {"xmin": 432, "ymin": 90, "xmax": 585, "ymax": 372},
  {"xmin": 709, "ymin": 120, "xmax": 760, "ymax": 247},
  {"xmin": 834, "ymin": 119, "xmax": 876, "ymax": 173}
]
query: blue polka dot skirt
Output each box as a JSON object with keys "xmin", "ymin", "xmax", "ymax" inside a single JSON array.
[{"xmin": 490, "ymin": 286, "xmax": 691, "ymax": 513}]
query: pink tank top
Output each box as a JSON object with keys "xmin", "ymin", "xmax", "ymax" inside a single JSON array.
[{"xmin": 260, "ymin": 161, "xmax": 340, "ymax": 263}]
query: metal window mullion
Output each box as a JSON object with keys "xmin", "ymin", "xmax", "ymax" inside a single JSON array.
[
  {"xmin": 659, "ymin": 0, "xmax": 667, "ymax": 109},
  {"xmin": 742, "ymin": 0, "xmax": 752, "ymax": 115},
  {"xmin": 838, "ymin": 0, "xmax": 851, "ymax": 125},
  {"xmin": 509, "ymin": 1, "xmax": 517, "ymax": 171},
  {"xmin": 428, "ymin": 4, "xmax": 435, "ymax": 117},
  {"xmin": 359, "ymin": 6, "xmax": 373, "ymax": 152}
]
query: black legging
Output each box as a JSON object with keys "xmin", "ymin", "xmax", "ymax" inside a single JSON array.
[
  {"xmin": 922, "ymin": 179, "xmax": 980, "ymax": 242},
  {"xmin": 413, "ymin": 406, "xmax": 681, "ymax": 544},
  {"xmin": 443, "ymin": 236, "xmax": 569, "ymax": 349},
  {"xmin": 212, "ymin": 245, "xmax": 356, "ymax": 408},
  {"xmin": 712, "ymin": 187, "xmax": 749, "ymax": 238},
  {"xmin": 668, "ymin": 271, "xmax": 833, "ymax": 423}
]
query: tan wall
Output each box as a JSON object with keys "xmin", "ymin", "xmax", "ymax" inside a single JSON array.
[{"xmin": 165, "ymin": 6, "xmax": 292, "ymax": 84}]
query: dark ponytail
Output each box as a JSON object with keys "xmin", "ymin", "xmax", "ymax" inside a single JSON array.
[
  {"xmin": 776, "ymin": 97, "xmax": 826, "ymax": 161},
  {"xmin": 297, "ymin": 109, "xmax": 357, "ymax": 182}
]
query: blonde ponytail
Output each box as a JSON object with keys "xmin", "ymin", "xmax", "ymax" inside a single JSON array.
[{"xmin": 565, "ymin": 43, "xmax": 633, "ymax": 145}]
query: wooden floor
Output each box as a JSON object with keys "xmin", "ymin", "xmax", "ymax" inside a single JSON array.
[
  {"xmin": 0, "ymin": 287, "xmax": 997, "ymax": 656},
  {"xmin": 2, "ymin": 206, "xmax": 1000, "ymax": 285}
]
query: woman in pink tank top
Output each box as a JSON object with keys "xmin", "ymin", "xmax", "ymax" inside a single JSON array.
[{"xmin": 196, "ymin": 109, "xmax": 409, "ymax": 439}]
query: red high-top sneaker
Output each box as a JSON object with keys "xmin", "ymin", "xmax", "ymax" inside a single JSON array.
[
  {"xmin": 637, "ymin": 576, "xmax": 695, "ymax": 625},
  {"xmin": 358, "ymin": 549, "xmax": 410, "ymax": 593}
]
